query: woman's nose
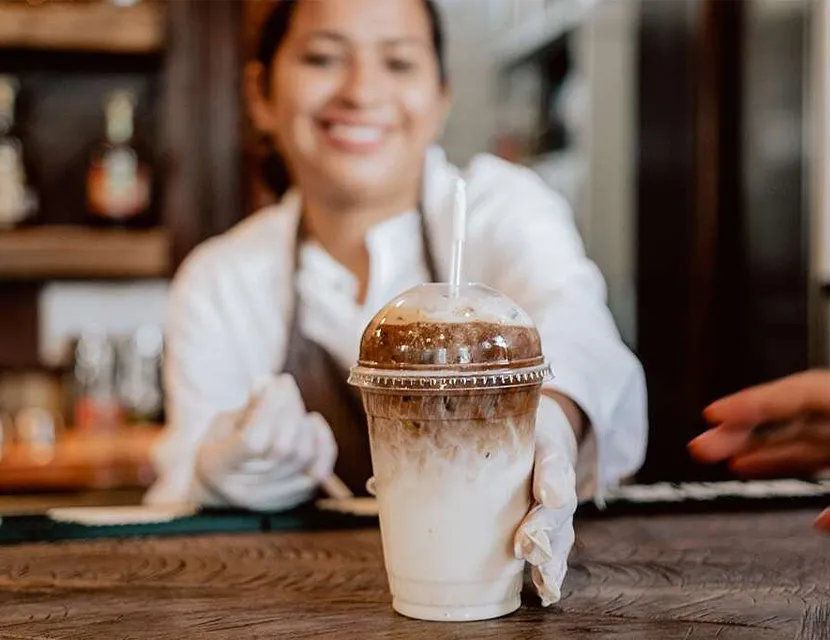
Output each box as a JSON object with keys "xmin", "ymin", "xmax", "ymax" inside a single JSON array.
[{"xmin": 338, "ymin": 58, "xmax": 387, "ymax": 108}]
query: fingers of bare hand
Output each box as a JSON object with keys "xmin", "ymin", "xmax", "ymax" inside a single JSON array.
[
  {"xmin": 730, "ymin": 440, "xmax": 830, "ymax": 478},
  {"xmin": 703, "ymin": 370, "xmax": 830, "ymax": 428},
  {"xmin": 688, "ymin": 426, "xmax": 754, "ymax": 463},
  {"xmin": 815, "ymin": 507, "xmax": 830, "ymax": 534}
]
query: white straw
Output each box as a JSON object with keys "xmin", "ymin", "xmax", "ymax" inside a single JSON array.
[{"xmin": 449, "ymin": 177, "xmax": 467, "ymax": 299}]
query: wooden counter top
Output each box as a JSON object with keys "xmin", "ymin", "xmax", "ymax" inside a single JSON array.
[{"xmin": 0, "ymin": 508, "xmax": 825, "ymax": 638}]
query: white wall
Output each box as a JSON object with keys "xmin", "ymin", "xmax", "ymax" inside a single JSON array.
[
  {"xmin": 578, "ymin": 0, "xmax": 638, "ymax": 347},
  {"xmin": 436, "ymin": 0, "xmax": 502, "ymax": 166},
  {"xmin": 38, "ymin": 281, "xmax": 169, "ymax": 367}
]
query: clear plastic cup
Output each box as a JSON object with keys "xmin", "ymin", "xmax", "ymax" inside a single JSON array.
[{"xmin": 348, "ymin": 283, "xmax": 552, "ymax": 622}]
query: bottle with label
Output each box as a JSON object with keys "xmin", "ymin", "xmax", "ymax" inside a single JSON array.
[
  {"xmin": 86, "ymin": 90, "xmax": 154, "ymax": 228},
  {"xmin": 0, "ymin": 75, "xmax": 38, "ymax": 229}
]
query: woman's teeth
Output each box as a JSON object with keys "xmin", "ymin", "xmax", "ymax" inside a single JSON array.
[{"xmin": 328, "ymin": 124, "xmax": 384, "ymax": 144}]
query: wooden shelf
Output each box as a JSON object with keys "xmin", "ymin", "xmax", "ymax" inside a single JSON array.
[
  {"xmin": 0, "ymin": 1, "xmax": 165, "ymax": 54},
  {"xmin": 0, "ymin": 426, "xmax": 159, "ymax": 492},
  {"xmin": 0, "ymin": 226, "xmax": 171, "ymax": 279}
]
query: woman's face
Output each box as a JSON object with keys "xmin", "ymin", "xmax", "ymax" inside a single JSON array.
[{"xmin": 251, "ymin": 0, "xmax": 449, "ymax": 203}]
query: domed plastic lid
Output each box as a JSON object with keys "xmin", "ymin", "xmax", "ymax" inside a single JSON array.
[{"xmin": 348, "ymin": 283, "xmax": 552, "ymax": 392}]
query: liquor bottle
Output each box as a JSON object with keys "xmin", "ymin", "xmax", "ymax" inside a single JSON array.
[
  {"xmin": 0, "ymin": 75, "xmax": 38, "ymax": 229},
  {"xmin": 115, "ymin": 325, "xmax": 164, "ymax": 424},
  {"xmin": 86, "ymin": 90, "xmax": 154, "ymax": 228},
  {"xmin": 72, "ymin": 328, "xmax": 125, "ymax": 433}
]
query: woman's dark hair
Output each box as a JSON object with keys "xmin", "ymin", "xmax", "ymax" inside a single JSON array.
[{"xmin": 255, "ymin": 0, "xmax": 447, "ymax": 197}]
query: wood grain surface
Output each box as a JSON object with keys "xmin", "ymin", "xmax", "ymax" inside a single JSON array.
[
  {"xmin": 0, "ymin": 1, "xmax": 165, "ymax": 54},
  {"xmin": 0, "ymin": 227, "xmax": 170, "ymax": 280},
  {"xmin": 0, "ymin": 509, "xmax": 826, "ymax": 639}
]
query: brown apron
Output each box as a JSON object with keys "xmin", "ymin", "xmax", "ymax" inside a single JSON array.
[{"xmin": 282, "ymin": 206, "xmax": 439, "ymax": 496}]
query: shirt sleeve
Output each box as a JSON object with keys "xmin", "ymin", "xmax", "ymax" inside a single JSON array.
[
  {"xmin": 467, "ymin": 157, "xmax": 648, "ymax": 501},
  {"xmin": 143, "ymin": 245, "xmax": 252, "ymax": 505}
]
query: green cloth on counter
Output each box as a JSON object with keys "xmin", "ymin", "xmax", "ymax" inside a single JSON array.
[
  {"xmin": 0, "ymin": 504, "xmax": 377, "ymax": 545},
  {"xmin": 2, "ymin": 480, "xmax": 826, "ymax": 545}
]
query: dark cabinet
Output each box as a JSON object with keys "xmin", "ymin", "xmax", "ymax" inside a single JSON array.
[{"xmin": 636, "ymin": 0, "xmax": 815, "ymax": 482}]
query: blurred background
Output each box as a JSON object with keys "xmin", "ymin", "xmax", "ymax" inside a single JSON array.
[{"xmin": 0, "ymin": 0, "xmax": 826, "ymax": 506}]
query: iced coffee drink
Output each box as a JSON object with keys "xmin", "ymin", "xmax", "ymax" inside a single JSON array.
[{"xmin": 348, "ymin": 283, "xmax": 551, "ymax": 622}]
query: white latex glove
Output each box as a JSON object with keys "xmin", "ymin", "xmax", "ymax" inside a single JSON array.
[
  {"xmin": 193, "ymin": 374, "xmax": 338, "ymax": 511},
  {"xmin": 514, "ymin": 395, "xmax": 579, "ymax": 606}
]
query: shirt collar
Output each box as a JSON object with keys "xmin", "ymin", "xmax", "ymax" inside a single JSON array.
[{"xmin": 297, "ymin": 208, "xmax": 421, "ymax": 303}]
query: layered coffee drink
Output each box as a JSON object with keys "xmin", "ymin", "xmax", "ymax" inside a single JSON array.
[{"xmin": 349, "ymin": 283, "xmax": 551, "ymax": 622}]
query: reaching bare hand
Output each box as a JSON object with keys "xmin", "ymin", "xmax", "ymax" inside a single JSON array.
[{"xmin": 688, "ymin": 370, "xmax": 830, "ymax": 533}]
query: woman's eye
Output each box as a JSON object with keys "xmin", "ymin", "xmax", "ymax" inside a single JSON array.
[
  {"xmin": 302, "ymin": 52, "xmax": 341, "ymax": 67},
  {"xmin": 387, "ymin": 58, "xmax": 416, "ymax": 73}
]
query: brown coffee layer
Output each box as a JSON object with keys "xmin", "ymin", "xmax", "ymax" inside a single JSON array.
[
  {"xmin": 360, "ymin": 387, "xmax": 541, "ymax": 421},
  {"xmin": 358, "ymin": 321, "xmax": 542, "ymax": 370},
  {"xmin": 362, "ymin": 387, "xmax": 539, "ymax": 465},
  {"xmin": 367, "ymin": 410, "xmax": 536, "ymax": 468}
]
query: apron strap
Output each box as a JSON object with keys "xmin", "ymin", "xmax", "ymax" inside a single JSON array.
[{"xmin": 417, "ymin": 201, "xmax": 441, "ymax": 283}]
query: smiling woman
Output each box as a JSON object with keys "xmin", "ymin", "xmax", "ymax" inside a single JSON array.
[
  {"xmin": 147, "ymin": 0, "xmax": 647, "ymax": 611},
  {"xmin": 245, "ymin": 0, "xmax": 450, "ymax": 293}
]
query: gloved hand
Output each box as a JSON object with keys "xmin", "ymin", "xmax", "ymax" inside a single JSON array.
[
  {"xmin": 514, "ymin": 395, "xmax": 579, "ymax": 606},
  {"xmin": 192, "ymin": 373, "xmax": 338, "ymax": 511}
]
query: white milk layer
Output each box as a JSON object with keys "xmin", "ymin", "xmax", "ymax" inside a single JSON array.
[{"xmin": 370, "ymin": 418, "xmax": 534, "ymax": 622}]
